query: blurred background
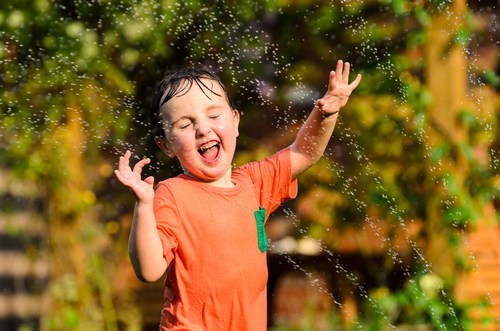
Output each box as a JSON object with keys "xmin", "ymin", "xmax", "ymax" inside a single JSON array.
[{"xmin": 0, "ymin": 0, "xmax": 498, "ymax": 330}]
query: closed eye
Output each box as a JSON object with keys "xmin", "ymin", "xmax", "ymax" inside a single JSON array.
[{"xmin": 176, "ymin": 120, "xmax": 192, "ymax": 129}]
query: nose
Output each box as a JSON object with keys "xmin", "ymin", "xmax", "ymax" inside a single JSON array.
[{"xmin": 196, "ymin": 120, "xmax": 212, "ymax": 137}]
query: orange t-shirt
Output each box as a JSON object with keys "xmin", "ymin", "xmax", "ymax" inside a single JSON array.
[{"xmin": 154, "ymin": 147, "xmax": 298, "ymax": 331}]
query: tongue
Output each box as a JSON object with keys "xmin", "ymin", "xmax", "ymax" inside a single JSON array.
[{"xmin": 202, "ymin": 146, "xmax": 218, "ymax": 161}]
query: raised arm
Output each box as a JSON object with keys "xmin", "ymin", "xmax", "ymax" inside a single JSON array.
[
  {"xmin": 114, "ymin": 150, "xmax": 167, "ymax": 282},
  {"xmin": 290, "ymin": 60, "xmax": 361, "ymax": 178}
]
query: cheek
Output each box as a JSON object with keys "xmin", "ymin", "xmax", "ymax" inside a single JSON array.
[
  {"xmin": 216, "ymin": 125, "xmax": 234, "ymax": 141},
  {"xmin": 169, "ymin": 133, "xmax": 194, "ymax": 153},
  {"xmin": 219, "ymin": 127, "xmax": 239, "ymax": 148},
  {"xmin": 217, "ymin": 118, "xmax": 238, "ymax": 136}
]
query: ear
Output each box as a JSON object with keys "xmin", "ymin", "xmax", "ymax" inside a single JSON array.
[
  {"xmin": 155, "ymin": 136, "xmax": 176, "ymax": 158},
  {"xmin": 232, "ymin": 109, "xmax": 240, "ymax": 137}
]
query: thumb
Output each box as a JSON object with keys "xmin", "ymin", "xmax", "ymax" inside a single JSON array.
[
  {"xmin": 144, "ymin": 176, "xmax": 155, "ymax": 185},
  {"xmin": 316, "ymin": 98, "xmax": 326, "ymax": 109}
]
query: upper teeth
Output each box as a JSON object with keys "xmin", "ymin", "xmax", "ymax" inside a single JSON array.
[{"xmin": 199, "ymin": 142, "xmax": 218, "ymax": 152}]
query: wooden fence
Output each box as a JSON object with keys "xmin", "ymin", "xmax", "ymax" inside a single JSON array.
[{"xmin": 0, "ymin": 169, "xmax": 47, "ymax": 330}]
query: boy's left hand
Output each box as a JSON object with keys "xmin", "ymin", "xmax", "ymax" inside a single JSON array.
[{"xmin": 316, "ymin": 60, "xmax": 362, "ymax": 117}]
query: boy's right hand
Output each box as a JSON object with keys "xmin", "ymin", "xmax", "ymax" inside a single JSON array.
[{"xmin": 114, "ymin": 150, "xmax": 155, "ymax": 204}]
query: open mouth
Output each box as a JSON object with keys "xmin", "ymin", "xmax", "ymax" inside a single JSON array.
[{"xmin": 198, "ymin": 141, "xmax": 220, "ymax": 162}]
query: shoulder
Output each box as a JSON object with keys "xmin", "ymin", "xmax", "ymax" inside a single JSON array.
[
  {"xmin": 154, "ymin": 175, "xmax": 190, "ymax": 201},
  {"xmin": 236, "ymin": 147, "xmax": 292, "ymax": 176},
  {"xmin": 155, "ymin": 177, "xmax": 177, "ymax": 193}
]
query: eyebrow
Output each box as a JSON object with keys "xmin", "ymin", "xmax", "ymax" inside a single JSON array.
[
  {"xmin": 170, "ymin": 115, "xmax": 191, "ymax": 126},
  {"xmin": 205, "ymin": 104, "xmax": 225, "ymax": 111}
]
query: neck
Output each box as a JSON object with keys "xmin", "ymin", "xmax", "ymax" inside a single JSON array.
[{"xmin": 182, "ymin": 171, "xmax": 235, "ymax": 188}]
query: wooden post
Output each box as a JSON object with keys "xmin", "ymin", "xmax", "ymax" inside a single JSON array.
[
  {"xmin": 426, "ymin": 0, "xmax": 468, "ymax": 142},
  {"xmin": 424, "ymin": 0, "xmax": 468, "ymax": 280},
  {"xmin": 425, "ymin": 1, "xmax": 500, "ymax": 327},
  {"xmin": 40, "ymin": 105, "xmax": 96, "ymax": 331}
]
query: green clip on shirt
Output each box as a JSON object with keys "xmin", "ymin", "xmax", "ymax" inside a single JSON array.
[{"xmin": 254, "ymin": 207, "xmax": 267, "ymax": 252}]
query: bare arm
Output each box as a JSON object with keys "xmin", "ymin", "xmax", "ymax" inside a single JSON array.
[
  {"xmin": 290, "ymin": 60, "xmax": 362, "ymax": 178},
  {"xmin": 114, "ymin": 150, "xmax": 168, "ymax": 282}
]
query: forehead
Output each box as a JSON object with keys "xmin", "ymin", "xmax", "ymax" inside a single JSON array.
[
  {"xmin": 167, "ymin": 77, "xmax": 225, "ymax": 101},
  {"xmin": 160, "ymin": 78, "xmax": 229, "ymax": 115}
]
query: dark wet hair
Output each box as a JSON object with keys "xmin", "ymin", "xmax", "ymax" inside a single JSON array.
[{"xmin": 150, "ymin": 66, "xmax": 235, "ymax": 139}]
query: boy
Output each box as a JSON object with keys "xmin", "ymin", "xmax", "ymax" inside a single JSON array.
[{"xmin": 115, "ymin": 60, "xmax": 361, "ymax": 330}]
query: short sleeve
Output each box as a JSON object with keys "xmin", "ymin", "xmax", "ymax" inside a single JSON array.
[
  {"xmin": 153, "ymin": 182, "xmax": 179, "ymax": 264},
  {"xmin": 239, "ymin": 146, "xmax": 298, "ymax": 220}
]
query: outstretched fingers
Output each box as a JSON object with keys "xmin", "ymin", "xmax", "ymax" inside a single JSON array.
[
  {"xmin": 336, "ymin": 60, "xmax": 344, "ymax": 82},
  {"xmin": 133, "ymin": 157, "xmax": 151, "ymax": 175},
  {"xmin": 342, "ymin": 61, "xmax": 351, "ymax": 82},
  {"xmin": 117, "ymin": 150, "xmax": 132, "ymax": 173},
  {"xmin": 317, "ymin": 60, "xmax": 362, "ymax": 116},
  {"xmin": 333, "ymin": 60, "xmax": 362, "ymax": 93},
  {"xmin": 114, "ymin": 167, "xmax": 133, "ymax": 188},
  {"xmin": 114, "ymin": 151, "xmax": 156, "ymax": 203},
  {"xmin": 349, "ymin": 73, "xmax": 362, "ymax": 90},
  {"xmin": 115, "ymin": 150, "xmax": 150, "ymax": 186},
  {"xmin": 328, "ymin": 60, "xmax": 358, "ymax": 93}
]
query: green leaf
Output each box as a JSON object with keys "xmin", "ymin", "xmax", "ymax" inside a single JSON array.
[
  {"xmin": 392, "ymin": 0, "xmax": 406, "ymax": 15},
  {"xmin": 458, "ymin": 110, "xmax": 475, "ymax": 127},
  {"xmin": 453, "ymin": 28, "xmax": 470, "ymax": 47},
  {"xmin": 431, "ymin": 143, "xmax": 449, "ymax": 161},
  {"xmin": 63, "ymin": 308, "xmax": 80, "ymax": 330},
  {"xmin": 484, "ymin": 70, "xmax": 500, "ymax": 87},
  {"xmin": 414, "ymin": 7, "xmax": 431, "ymax": 25}
]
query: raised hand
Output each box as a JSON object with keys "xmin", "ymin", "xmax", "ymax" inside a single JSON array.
[
  {"xmin": 114, "ymin": 150, "xmax": 155, "ymax": 204},
  {"xmin": 316, "ymin": 60, "xmax": 362, "ymax": 118}
]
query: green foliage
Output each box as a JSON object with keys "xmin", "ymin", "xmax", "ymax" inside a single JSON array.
[
  {"xmin": 484, "ymin": 70, "xmax": 500, "ymax": 88},
  {"xmin": 363, "ymin": 274, "xmax": 478, "ymax": 330}
]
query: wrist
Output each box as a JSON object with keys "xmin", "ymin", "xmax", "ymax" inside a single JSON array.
[
  {"xmin": 315, "ymin": 105, "xmax": 339, "ymax": 120},
  {"xmin": 135, "ymin": 200, "xmax": 154, "ymax": 209}
]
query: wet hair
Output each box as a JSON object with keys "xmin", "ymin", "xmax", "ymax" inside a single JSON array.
[{"xmin": 150, "ymin": 66, "xmax": 235, "ymax": 139}]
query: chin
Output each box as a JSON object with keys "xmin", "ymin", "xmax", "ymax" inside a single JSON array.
[{"xmin": 202, "ymin": 167, "xmax": 232, "ymax": 181}]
